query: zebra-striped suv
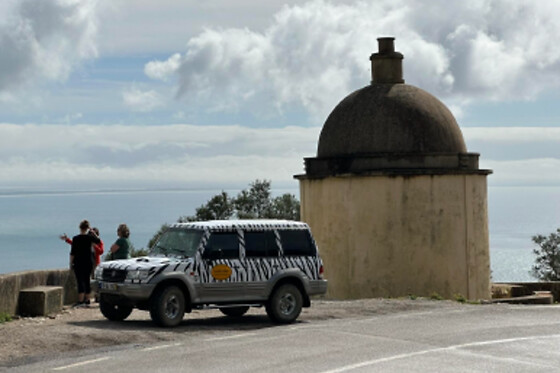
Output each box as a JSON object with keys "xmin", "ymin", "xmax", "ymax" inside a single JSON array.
[{"xmin": 95, "ymin": 220, "xmax": 328, "ymax": 327}]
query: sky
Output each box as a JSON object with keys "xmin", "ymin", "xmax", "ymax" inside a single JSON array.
[{"xmin": 1, "ymin": 0, "xmax": 560, "ymax": 190}]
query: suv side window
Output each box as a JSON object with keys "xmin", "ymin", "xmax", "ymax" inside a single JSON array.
[
  {"xmin": 279, "ymin": 229, "xmax": 316, "ymax": 256},
  {"xmin": 245, "ymin": 231, "xmax": 279, "ymax": 257},
  {"xmin": 203, "ymin": 232, "xmax": 239, "ymax": 260}
]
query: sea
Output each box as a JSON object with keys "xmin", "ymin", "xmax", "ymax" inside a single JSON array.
[{"xmin": 1, "ymin": 186, "xmax": 559, "ymax": 282}]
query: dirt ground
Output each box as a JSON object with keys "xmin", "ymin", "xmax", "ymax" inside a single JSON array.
[{"xmin": 0, "ymin": 298, "xmax": 468, "ymax": 368}]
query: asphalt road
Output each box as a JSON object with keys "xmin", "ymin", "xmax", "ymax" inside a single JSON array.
[{"xmin": 7, "ymin": 303, "xmax": 560, "ymax": 372}]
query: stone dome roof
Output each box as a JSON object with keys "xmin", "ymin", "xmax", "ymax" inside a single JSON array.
[{"xmin": 317, "ymin": 38, "xmax": 467, "ymax": 158}]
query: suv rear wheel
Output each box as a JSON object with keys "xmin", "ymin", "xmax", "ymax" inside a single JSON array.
[
  {"xmin": 266, "ymin": 284, "xmax": 303, "ymax": 323},
  {"xmin": 150, "ymin": 286, "xmax": 185, "ymax": 327},
  {"xmin": 99, "ymin": 295, "xmax": 133, "ymax": 321},
  {"xmin": 219, "ymin": 306, "xmax": 250, "ymax": 317}
]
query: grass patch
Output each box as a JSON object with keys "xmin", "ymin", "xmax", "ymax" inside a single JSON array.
[
  {"xmin": 0, "ymin": 312, "xmax": 12, "ymax": 324},
  {"xmin": 430, "ymin": 292, "xmax": 443, "ymax": 301},
  {"xmin": 454, "ymin": 294, "xmax": 467, "ymax": 303}
]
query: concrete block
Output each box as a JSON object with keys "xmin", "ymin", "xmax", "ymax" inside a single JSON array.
[
  {"xmin": 19, "ymin": 286, "xmax": 63, "ymax": 316},
  {"xmin": 491, "ymin": 284, "xmax": 529, "ymax": 299},
  {"xmin": 491, "ymin": 293, "xmax": 553, "ymax": 305}
]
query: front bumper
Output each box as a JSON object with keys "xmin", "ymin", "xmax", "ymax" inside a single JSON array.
[{"xmin": 96, "ymin": 280, "xmax": 156, "ymax": 301}]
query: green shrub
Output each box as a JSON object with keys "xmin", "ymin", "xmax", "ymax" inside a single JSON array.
[
  {"xmin": 531, "ymin": 228, "xmax": 560, "ymax": 281},
  {"xmin": 430, "ymin": 292, "xmax": 443, "ymax": 301},
  {"xmin": 0, "ymin": 312, "xmax": 12, "ymax": 323},
  {"xmin": 454, "ymin": 293, "xmax": 466, "ymax": 303},
  {"xmin": 150, "ymin": 180, "xmax": 300, "ymax": 249},
  {"xmin": 131, "ymin": 247, "xmax": 149, "ymax": 257}
]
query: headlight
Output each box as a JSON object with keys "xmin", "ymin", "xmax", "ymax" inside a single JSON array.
[
  {"xmin": 94, "ymin": 266, "xmax": 103, "ymax": 280},
  {"xmin": 126, "ymin": 269, "xmax": 151, "ymax": 281}
]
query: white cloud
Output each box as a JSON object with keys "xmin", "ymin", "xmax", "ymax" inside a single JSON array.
[
  {"xmin": 0, "ymin": 0, "xmax": 98, "ymax": 94},
  {"xmin": 96, "ymin": 0, "xmax": 319, "ymax": 56},
  {"xmin": 122, "ymin": 87, "xmax": 164, "ymax": 112},
  {"xmin": 0, "ymin": 123, "xmax": 558, "ymax": 188},
  {"xmin": 464, "ymin": 127, "xmax": 560, "ymax": 161},
  {"xmin": 463, "ymin": 127, "xmax": 560, "ymax": 142},
  {"xmin": 144, "ymin": 53, "xmax": 182, "ymax": 81},
  {"xmin": 0, "ymin": 123, "xmax": 320, "ymax": 187},
  {"xmin": 2, "ymin": 1, "xmax": 558, "ymax": 126},
  {"xmin": 144, "ymin": 0, "xmax": 560, "ymax": 123},
  {"xmin": 482, "ymin": 158, "xmax": 560, "ymax": 187},
  {"xmin": 60, "ymin": 112, "xmax": 83, "ymax": 124}
]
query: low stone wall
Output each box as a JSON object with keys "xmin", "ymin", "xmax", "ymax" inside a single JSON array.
[
  {"xmin": 0, "ymin": 269, "xmax": 78, "ymax": 316},
  {"xmin": 492, "ymin": 282, "xmax": 560, "ymax": 302},
  {"xmin": 1, "ymin": 275, "xmax": 558, "ymax": 316},
  {"xmin": 510, "ymin": 282, "xmax": 560, "ymax": 302}
]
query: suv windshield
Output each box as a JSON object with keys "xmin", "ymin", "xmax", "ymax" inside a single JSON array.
[{"xmin": 151, "ymin": 228, "xmax": 203, "ymax": 258}]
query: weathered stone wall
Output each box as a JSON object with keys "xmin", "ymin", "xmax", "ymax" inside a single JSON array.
[
  {"xmin": 509, "ymin": 282, "xmax": 560, "ymax": 301},
  {"xmin": 0, "ymin": 269, "xmax": 78, "ymax": 315},
  {"xmin": 299, "ymin": 173, "xmax": 491, "ymax": 300}
]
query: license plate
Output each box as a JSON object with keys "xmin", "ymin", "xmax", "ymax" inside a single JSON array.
[{"xmin": 99, "ymin": 282, "xmax": 118, "ymax": 291}]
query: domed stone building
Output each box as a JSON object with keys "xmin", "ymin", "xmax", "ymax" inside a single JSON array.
[{"xmin": 295, "ymin": 37, "xmax": 492, "ymax": 300}]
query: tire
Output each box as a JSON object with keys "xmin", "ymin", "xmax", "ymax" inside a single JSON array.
[
  {"xmin": 149, "ymin": 286, "xmax": 185, "ymax": 327},
  {"xmin": 219, "ymin": 306, "xmax": 250, "ymax": 317},
  {"xmin": 266, "ymin": 284, "xmax": 303, "ymax": 324},
  {"xmin": 99, "ymin": 296, "xmax": 133, "ymax": 321}
]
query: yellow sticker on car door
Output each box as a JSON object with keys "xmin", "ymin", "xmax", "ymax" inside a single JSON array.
[{"xmin": 211, "ymin": 264, "xmax": 232, "ymax": 280}]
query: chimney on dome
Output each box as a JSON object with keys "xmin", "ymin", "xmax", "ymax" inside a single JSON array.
[{"xmin": 370, "ymin": 37, "xmax": 404, "ymax": 84}]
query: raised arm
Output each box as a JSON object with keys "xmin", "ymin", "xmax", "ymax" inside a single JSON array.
[{"xmin": 60, "ymin": 234, "xmax": 72, "ymax": 245}]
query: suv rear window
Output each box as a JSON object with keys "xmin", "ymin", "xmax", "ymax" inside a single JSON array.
[
  {"xmin": 279, "ymin": 230, "xmax": 316, "ymax": 256},
  {"xmin": 245, "ymin": 231, "xmax": 279, "ymax": 257}
]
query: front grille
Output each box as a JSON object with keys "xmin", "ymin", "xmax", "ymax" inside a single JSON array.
[{"xmin": 102, "ymin": 268, "xmax": 127, "ymax": 282}]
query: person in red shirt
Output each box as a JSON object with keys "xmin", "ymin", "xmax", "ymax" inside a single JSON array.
[{"xmin": 60, "ymin": 227, "xmax": 104, "ymax": 278}]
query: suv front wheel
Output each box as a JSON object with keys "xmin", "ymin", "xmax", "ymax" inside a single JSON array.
[
  {"xmin": 99, "ymin": 295, "xmax": 133, "ymax": 321},
  {"xmin": 266, "ymin": 284, "xmax": 303, "ymax": 324},
  {"xmin": 150, "ymin": 286, "xmax": 185, "ymax": 327}
]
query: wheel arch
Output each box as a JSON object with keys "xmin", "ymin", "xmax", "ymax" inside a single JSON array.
[
  {"xmin": 150, "ymin": 278, "xmax": 193, "ymax": 312},
  {"xmin": 268, "ymin": 276, "xmax": 310, "ymax": 308}
]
